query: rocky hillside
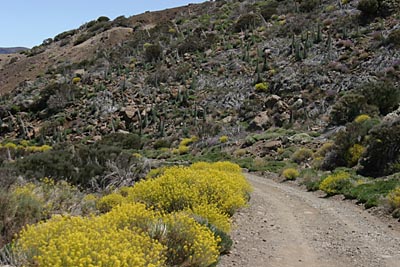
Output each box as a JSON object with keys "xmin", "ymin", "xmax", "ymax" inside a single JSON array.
[{"xmin": 0, "ymin": 0, "xmax": 399, "ymax": 181}]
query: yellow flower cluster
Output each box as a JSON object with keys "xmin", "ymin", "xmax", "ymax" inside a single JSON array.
[
  {"xmin": 96, "ymin": 193, "xmax": 125, "ymax": 213},
  {"xmin": 354, "ymin": 114, "xmax": 371, "ymax": 123},
  {"xmin": 346, "ymin": 144, "xmax": 365, "ymax": 166},
  {"xmin": 16, "ymin": 162, "xmax": 250, "ymax": 267},
  {"xmin": 190, "ymin": 161, "xmax": 243, "ymax": 173},
  {"xmin": 219, "ymin": 135, "xmax": 229, "ymax": 143},
  {"xmin": 282, "ymin": 168, "xmax": 300, "ymax": 180},
  {"xmin": 0, "ymin": 141, "xmax": 52, "ymax": 153},
  {"xmin": 388, "ymin": 187, "xmax": 400, "ymax": 210},
  {"xmin": 179, "ymin": 136, "xmax": 198, "ymax": 146},
  {"xmin": 319, "ymin": 171, "xmax": 351, "ymax": 195},
  {"xmin": 187, "ymin": 204, "xmax": 231, "ymax": 233},
  {"xmin": 127, "ymin": 162, "xmax": 251, "ymax": 215},
  {"xmin": 16, "ymin": 213, "xmax": 166, "ymax": 267},
  {"xmin": 162, "ymin": 212, "xmax": 221, "ymax": 267},
  {"xmin": 254, "ymin": 82, "xmax": 269, "ymax": 92},
  {"xmin": 172, "ymin": 136, "xmax": 198, "ymax": 155}
]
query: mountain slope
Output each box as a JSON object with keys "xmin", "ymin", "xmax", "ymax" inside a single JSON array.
[
  {"xmin": 0, "ymin": 0, "xmax": 399, "ymax": 180},
  {"xmin": 0, "ymin": 47, "xmax": 28, "ymax": 54}
]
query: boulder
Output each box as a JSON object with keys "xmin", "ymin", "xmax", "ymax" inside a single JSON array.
[{"xmin": 248, "ymin": 111, "xmax": 272, "ymax": 130}]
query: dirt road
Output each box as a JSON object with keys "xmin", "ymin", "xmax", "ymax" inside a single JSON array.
[{"xmin": 218, "ymin": 173, "xmax": 400, "ymax": 267}]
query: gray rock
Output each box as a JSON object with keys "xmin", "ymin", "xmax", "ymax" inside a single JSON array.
[{"xmin": 248, "ymin": 111, "xmax": 271, "ymax": 131}]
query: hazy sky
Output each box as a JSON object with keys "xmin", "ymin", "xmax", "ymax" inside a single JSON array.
[{"xmin": 0, "ymin": 0, "xmax": 207, "ymax": 48}]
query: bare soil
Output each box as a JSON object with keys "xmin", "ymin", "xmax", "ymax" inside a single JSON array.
[{"xmin": 218, "ymin": 173, "xmax": 400, "ymax": 267}]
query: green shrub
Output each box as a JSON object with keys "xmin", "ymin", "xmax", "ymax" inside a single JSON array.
[
  {"xmin": 291, "ymin": 148, "xmax": 313, "ymax": 164},
  {"xmin": 387, "ymin": 29, "xmax": 400, "ymax": 47},
  {"xmin": 54, "ymin": 29, "xmax": 77, "ymax": 41},
  {"xmin": 319, "ymin": 171, "xmax": 352, "ymax": 196},
  {"xmin": 144, "ymin": 43, "xmax": 162, "ymax": 62},
  {"xmin": 234, "ymin": 13, "xmax": 262, "ymax": 32},
  {"xmin": 0, "ymin": 186, "xmax": 43, "ymax": 246},
  {"xmin": 300, "ymin": 169, "xmax": 324, "ymax": 191},
  {"xmin": 15, "ymin": 142, "xmax": 143, "ymax": 189},
  {"xmin": 177, "ymin": 33, "xmax": 217, "ymax": 55},
  {"xmin": 358, "ymin": 0, "xmax": 399, "ymax": 18},
  {"xmin": 360, "ymin": 81, "xmax": 400, "ymax": 115},
  {"xmin": 330, "ymin": 81, "xmax": 399, "ymax": 125},
  {"xmin": 299, "ymin": 0, "xmax": 320, "ymax": 12},
  {"xmin": 359, "ymin": 119, "xmax": 400, "ymax": 177},
  {"xmin": 323, "ymin": 118, "xmax": 379, "ymax": 170},
  {"xmin": 330, "ymin": 93, "xmax": 378, "ymax": 125},
  {"xmin": 97, "ymin": 16, "xmax": 110, "ymax": 22},
  {"xmin": 260, "ymin": 1, "xmax": 278, "ymax": 20},
  {"xmin": 345, "ymin": 178, "xmax": 400, "ymax": 208},
  {"xmin": 358, "ymin": 0, "xmax": 379, "ymax": 16},
  {"xmin": 113, "ymin": 15, "xmax": 130, "ymax": 27},
  {"xmin": 74, "ymin": 33, "xmax": 94, "ymax": 46},
  {"xmin": 98, "ymin": 133, "xmax": 142, "ymax": 149},
  {"xmin": 153, "ymin": 139, "xmax": 172, "ymax": 149}
]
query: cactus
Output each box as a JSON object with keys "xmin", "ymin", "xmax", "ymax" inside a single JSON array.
[
  {"xmin": 263, "ymin": 55, "xmax": 269, "ymax": 72},
  {"xmin": 315, "ymin": 24, "xmax": 322, "ymax": 43},
  {"xmin": 137, "ymin": 110, "xmax": 143, "ymax": 136},
  {"xmin": 294, "ymin": 41, "xmax": 302, "ymax": 61},
  {"xmin": 158, "ymin": 118, "xmax": 165, "ymax": 137},
  {"xmin": 291, "ymin": 34, "xmax": 296, "ymax": 54},
  {"xmin": 254, "ymin": 59, "xmax": 262, "ymax": 84}
]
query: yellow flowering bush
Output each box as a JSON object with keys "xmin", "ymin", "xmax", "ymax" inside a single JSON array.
[
  {"xmin": 24, "ymin": 144, "xmax": 52, "ymax": 152},
  {"xmin": 282, "ymin": 168, "xmax": 300, "ymax": 180},
  {"xmin": 72, "ymin": 77, "xmax": 81, "ymax": 84},
  {"xmin": 388, "ymin": 187, "xmax": 400, "ymax": 210},
  {"xmin": 16, "ymin": 203, "xmax": 220, "ymax": 267},
  {"xmin": 0, "ymin": 141, "xmax": 52, "ymax": 154},
  {"xmin": 172, "ymin": 136, "xmax": 198, "ymax": 155},
  {"xmin": 16, "ymin": 215, "xmax": 166, "ymax": 267},
  {"xmin": 102, "ymin": 204, "xmax": 221, "ymax": 266},
  {"xmin": 172, "ymin": 145, "xmax": 189, "ymax": 155},
  {"xmin": 219, "ymin": 135, "xmax": 229, "ymax": 143},
  {"xmin": 187, "ymin": 204, "xmax": 231, "ymax": 233},
  {"xmin": 96, "ymin": 193, "xmax": 126, "ymax": 213},
  {"xmin": 346, "ymin": 144, "xmax": 365, "ymax": 166},
  {"xmin": 13, "ymin": 162, "xmax": 250, "ymax": 267},
  {"xmin": 161, "ymin": 212, "xmax": 220, "ymax": 267},
  {"xmin": 354, "ymin": 114, "xmax": 371, "ymax": 123},
  {"xmin": 145, "ymin": 167, "xmax": 168, "ymax": 179},
  {"xmin": 254, "ymin": 82, "xmax": 269, "ymax": 92},
  {"xmin": 190, "ymin": 161, "xmax": 242, "ymax": 173},
  {"xmin": 99, "ymin": 203, "xmax": 160, "ymax": 232},
  {"xmin": 128, "ymin": 163, "xmax": 251, "ymax": 215},
  {"xmin": 319, "ymin": 171, "xmax": 351, "ymax": 195},
  {"xmin": 180, "ymin": 136, "xmax": 198, "ymax": 147},
  {"xmin": 4, "ymin": 142, "xmax": 17, "ymax": 150}
]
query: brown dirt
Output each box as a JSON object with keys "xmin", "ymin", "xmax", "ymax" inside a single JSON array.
[
  {"xmin": 218, "ymin": 173, "xmax": 400, "ymax": 267},
  {"xmin": 0, "ymin": 27, "xmax": 133, "ymax": 96}
]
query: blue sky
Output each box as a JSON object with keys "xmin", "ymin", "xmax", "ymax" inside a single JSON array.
[{"xmin": 0, "ymin": 0, "xmax": 207, "ymax": 48}]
